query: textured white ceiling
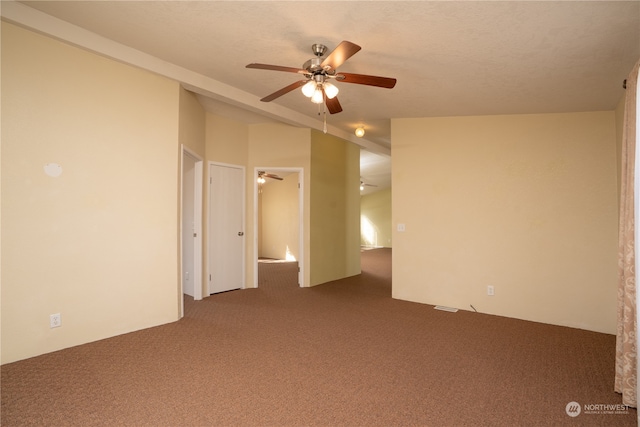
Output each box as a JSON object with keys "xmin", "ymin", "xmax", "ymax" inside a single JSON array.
[{"xmin": 6, "ymin": 1, "xmax": 640, "ymax": 194}]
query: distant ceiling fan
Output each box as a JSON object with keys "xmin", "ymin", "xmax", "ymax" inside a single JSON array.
[
  {"xmin": 258, "ymin": 171, "xmax": 283, "ymax": 184},
  {"xmin": 360, "ymin": 180, "xmax": 377, "ymax": 191},
  {"xmin": 246, "ymin": 41, "xmax": 397, "ymax": 114}
]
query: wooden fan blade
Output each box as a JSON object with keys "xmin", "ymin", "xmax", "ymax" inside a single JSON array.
[
  {"xmin": 320, "ymin": 41, "xmax": 361, "ymax": 71},
  {"xmin": 325, "ymin": 94, "xmax": 343, "ymax": 114},
  {"xmin": 336, "ymin": 72, "xmax": 397, "ymax": 88},
  {"xmin": 246, "ymin": 63, "xmax": 308, "ymax": 74},
  {"xmin": 264, "ymin": 173, "xmax": 283, "ymax": 180},
  {"xmin": 260, "ymin": 80, "xmax": 307, "ymax": 102}
]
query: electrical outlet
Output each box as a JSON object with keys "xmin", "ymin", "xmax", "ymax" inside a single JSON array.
[
  {"xmin": 50, "ymin": 313, "xmax": 61, "ymax": 328},
  {"xmin": 487, "ymin": 286, "xmax": 495, "ymax": 296}
]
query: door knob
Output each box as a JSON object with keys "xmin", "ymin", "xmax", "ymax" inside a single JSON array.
[{"xmin": 238, "ymin": 231, "xmax": 244, "ymax": 236}]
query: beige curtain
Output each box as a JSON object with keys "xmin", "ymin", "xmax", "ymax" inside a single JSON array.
[{"xmin": 616, "ymin": 59, "xmax": 640, "ymax": 408}]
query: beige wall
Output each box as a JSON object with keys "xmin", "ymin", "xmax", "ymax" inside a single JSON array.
[
  {"xmin": 259, "ymin": 174, "xmax": 300, "ymax": 260},
  {"xmin": 361, "ymin": 188, "xmax": 392, "ymax": 248},
  {"xmin": 310, "ymin": 131, "xmax": 361, "ymax": 285},
  {"xmin": 1, "ymin": 23, "xmax": 181, "ymax": 363},
  {"xmin": 206, "ymin": 114, "xmax": 249, "ymax": 166},
  {"xmin": 392, "ymin": 112, "xmax": 619, "ymax": 334},
  {"xmin": 179, "ymin": 89, "xmax": 206, "ymax": 157}
]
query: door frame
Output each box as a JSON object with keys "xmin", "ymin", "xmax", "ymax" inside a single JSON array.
[
  {"xmin": 208, "ymin": 161, "xmax": 246, "ymax": 294},
  {"xmin": 180, "ymin": 146, "xmax": 203, "ymax": 317},
  {"xmin": 253, "ymin": 167, "xmax": 304, "ymax": 288}
]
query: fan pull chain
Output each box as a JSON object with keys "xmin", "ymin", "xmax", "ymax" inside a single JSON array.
[
  {"xmin": 316, "ymin": 102, "xmax": 328, "ymax": 134},
  {"xmin": 320, "ymin": 102, "xmax": 327, "ymax": 134}
]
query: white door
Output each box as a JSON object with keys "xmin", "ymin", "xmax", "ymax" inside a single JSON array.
[{"xmin": 209, "ymin": 163, "xmax": 245, "ymax": 294}]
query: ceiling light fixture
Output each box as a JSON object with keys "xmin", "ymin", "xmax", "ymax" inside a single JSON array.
[
  {"xmin": 311, "ymin": 87, "xmax": 324, "ymax": 104},
  {"xmin": 323, "ymin": 82, "xmax": 339, "ymax": 99},
  {"xmin": 355, "ymin": 127, "xmax": 365, "ymax": 138},
  {"xmin": 301, "ymin": 80, "xmax": 316, "ymax": 97},
  {"xmin": 301, "ymin": 76, "xmax": 339, "ymax": 105}
]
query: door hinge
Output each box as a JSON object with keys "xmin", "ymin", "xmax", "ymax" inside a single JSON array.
[
  {"xmin": 209, "ymin": 274, "xmax": 211, "ymax": 281},
  {"xmin": 210, "ymin": 177, "xmax": 212, "ymax": 184}
]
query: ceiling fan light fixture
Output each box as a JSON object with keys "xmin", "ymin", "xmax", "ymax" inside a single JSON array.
[
  {"xmin": 301, "ymin": 80, "xmax": 316, "ymax": 97},
  {"xmin": 355, "ymin": 127, "xmax": 365, "ymax": 137},
  {"xmin": 247, "ymin": 41, "xmax": 396, "ymax": 116},
  {"xmin": 311, "ymin": 87, "xmax": 324, "ymax": 104},
  {"xmin": 323, "ymin": 82, "xmax": 339, "ymax": 99}
]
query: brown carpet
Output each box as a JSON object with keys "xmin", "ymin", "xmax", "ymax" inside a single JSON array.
[{"xmin": 1, "ymin": 248, "xmax": 635, "ymax": 426}]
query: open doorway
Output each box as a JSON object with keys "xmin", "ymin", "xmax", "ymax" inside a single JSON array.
[
  {"xmin": 180, "ymin": 146, "xmax": 203, "ymax": 317},
  {"xmin": 254, "ymin": 167, "xmax": 304, "ymax": 288}
]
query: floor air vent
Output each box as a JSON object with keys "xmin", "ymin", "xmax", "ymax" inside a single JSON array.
[{"xmin": 434, "ymin": 306, "xmax": 459, "ymax": 313}]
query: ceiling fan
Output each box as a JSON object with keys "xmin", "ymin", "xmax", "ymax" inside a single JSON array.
[
  {"xmin": 246, "ymin": 41, "xmax": 397, "ymax": 114},
  {"xmin": 258, "ymin": 171, "xmax": 283, "ymax": 183},
  {"xmin": 360, "ymin": 180, "xmax": 378, "ymax": 191}
]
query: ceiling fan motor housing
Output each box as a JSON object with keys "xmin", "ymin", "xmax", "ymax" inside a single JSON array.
[
  {"xmin": 303, "ymin": 57, "xmax": 324, "ymax": 74},
  {"xmin": 304, "ymin": 44, "xmax": 337, "ymax": 76}
]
